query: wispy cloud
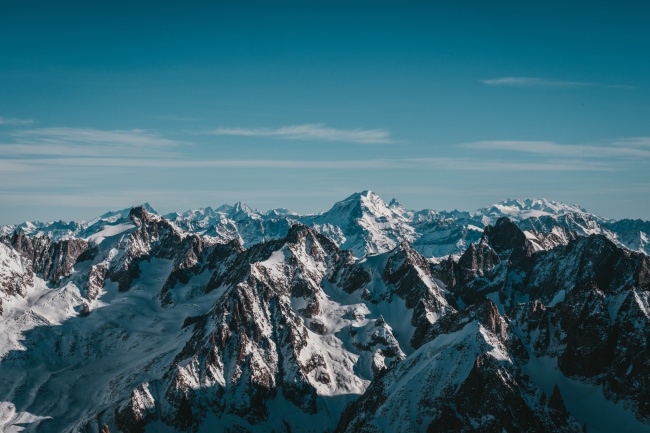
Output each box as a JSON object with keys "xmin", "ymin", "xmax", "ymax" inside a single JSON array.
[
  {"xmin": 612, "ymin": 137, "xmax": 650, "ymax": 148},
  {"xmin": 481, "ymin": 77, "xmax": 596, "ymax": 88},
  {"xmin": 14, "ymin": 127, "xmax": 180, "ymax": 147},
  {"xmin": 211, "ymin": 123, "xmax": 396, "ymax": 144},
  {"xmin": 4, "ymin": 127, "xmax": 185, "ymax": 158},
  {"xmin": 0, "ymin": 116, "xmax": 34, "ymax": 125},
  {"xmin": 464, "ymin": 139, "xmax": 650, "ymax": 158}
]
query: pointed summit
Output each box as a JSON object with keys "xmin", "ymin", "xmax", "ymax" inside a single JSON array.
[
  {"xmin": 232, "ymin": 201, "xmax": 253, "ymax": 214},
  {"xmin": 388, "ymin": 198, "xmax": 401, "ymax": 208},
  {"xmin": 230, "ymin": 201, "xmax": 261, "ymax": 222},
  {"xmin": 305, "ymin": 191, "xmax": 415, "ymax": 257},
  {"xmin": 129, "ymin": 205, "xmax": 154, "ymax": 223},
  {"xmin": 139, "ymin": 202, "xmax": 158, "ymax": 215},
  {"xmin": 321, "ymin": 190, "xmax": 403, "ymax": 225},
  {"xmin": 346, "ymin": 189, "xmax": 375, "ymax": 199},
  {"xmin": 266, "ymin": 207, "xmax": 296, "ymax": 217}
]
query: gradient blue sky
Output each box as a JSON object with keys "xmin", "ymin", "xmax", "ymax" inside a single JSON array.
[{"xmin": 1, "ymin": 0, "xmax": 649, "ymax": 223}]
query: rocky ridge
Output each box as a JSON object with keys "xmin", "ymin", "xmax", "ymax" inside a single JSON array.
[{"xmin": 0, "ymin": 192, "xmax": 649, "ymax": 433}]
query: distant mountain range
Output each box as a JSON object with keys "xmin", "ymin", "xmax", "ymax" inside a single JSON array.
[
  {"xmin": 0, "ymin": 192, "xmax": 648, "ymax": 433},
  {"xmin": 2, "ymin": 191, "xmax": 648, "ymax": 258}
]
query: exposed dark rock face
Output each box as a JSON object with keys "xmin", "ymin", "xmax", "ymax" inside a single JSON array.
[
  {"xmin": 115, "ymin": 225, "xmax": 379, "ymax": 431},
  {"xmin": 160, "ymin": 238, "xmax": 245, "ymax": 305},
  {"xmin": 432, "ymin": 218, "xmax": 650, "ymax": 424},
  {"xmin": 114, "ymin": 384, "xmax": 157, "ymax": 433},
  {"xmin": 373, "ymin": 242, "xmax": 454, "ymax": 349},
  {"xmin": 1, "ymin": 229, "xmax": 91, "ymax": 285},
  {"xmin": 424, "ymin": 354, "xmax": 579, "ymax": 433},
  {"xmin": 336, "ymin": 301, "xmax": 582, "ymax": 433},
  {"xmin": 107, "ymin": 206, "xmax": 204, "ymax": 293},
  {"xmin": 86, "ymin": 264, "xmax": 108, "ymax": 301},
  {"xmin": 330, "ymin": 249, "xmax": 372, "ymax": 294},
  {"xmin": 111, "ymin": 224, "xmax": 458, "ymax": 432},
  {"xmin": 605, "ymin": 219, "xmax": 650, "ymax": 255},
  {"xmin": 484, "ymin": 217, "xmax": 536, "ymax": 258},
  {"xmin": 525, "ymin": 226, "xmax": 578, "ymax": 250}
]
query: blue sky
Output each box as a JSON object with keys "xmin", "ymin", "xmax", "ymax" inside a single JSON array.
[{"xmin": 1, "ymin": 1, "xmax": 649, "ymax": 223}]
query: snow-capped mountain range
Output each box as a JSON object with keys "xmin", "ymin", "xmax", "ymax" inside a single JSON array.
[
  {"xmin": 0, "ymin": 192, "xmax": 649, "ymax": 433},
  {"xmin": 2, "ymin": 191, "xmax": 648, "ymax": 258}
]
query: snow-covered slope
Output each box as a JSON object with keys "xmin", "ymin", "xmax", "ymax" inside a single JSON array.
[
  {"xmin": 337, "ymin": 301, "xmax": 583, "ymax": 433},
  {"xmin": 1, "ymin": 195, "xmax": 650, "ymax": 433}
]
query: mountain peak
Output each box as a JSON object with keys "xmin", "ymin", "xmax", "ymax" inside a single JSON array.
[
  {"xmin": 476, "ymin": 198, "xmax": 587, "ymax": 222},
  {"xmin": 343, "ymin": 190, "xmax": 390, "ymax": 209},
  {"xmin": 214, "ymin": 203, "xmax": 234, "ymax": 213},
  {"xmin": 232, "ymin": 201, "xmax": 255, "ymax": 214},
  {"xmin": 139, "ymin": 202, "xmax": 158, "ymax": 214},
  {"xmin": 266, "ymin": 207, "xmax": 296, "ymax": 217},
  {"xmin": 319, "ymin": 190, "xmax": 399, "ymax": 225},
  {"xmin": 308, "ymin": 190, "xmax": 415, "ymax": 257},
  {"xmin": 129, "ymin": 205, "xmax": 154, "ymax": 222},
  {"xmin": 388, "ymin": 198, "xmax": 401, "ymax": 208},
  {"xmin": 341, "ymin": 190, "xmax": 379, "ymax": 202}
]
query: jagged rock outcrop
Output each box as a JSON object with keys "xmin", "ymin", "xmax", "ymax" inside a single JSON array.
[
  {"xmin": 372, "ymin": 242, "xmax": 454, "ymax": 348},
  {"xmin": 606, "ymin": 219, "xmax": 650, "ymax": 255},
  {"xmin": 107, "ymin": 206, "xmax": 197, "ymax": 292},
  {"xmin": 85, "ymin": 264, "xmax": 107, "ymax": 301},
  {"xmin": 113, "ymin": 225, "xmax": 450, "ymax": 432},
  {"xmin": 0, "ymin": 242, "xmax": 34, "ymax": 297},
  {"xmin": 1, "ymin": 229, "xmax": 92, "ymax": 285},
  {"xmin": 336, "ymin": 300, "xmax": 582, "ymax": 433},
  {"xmin": 436, "ymin": 218, "xmax": 650, "ymax": 425}
]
